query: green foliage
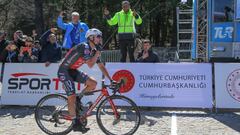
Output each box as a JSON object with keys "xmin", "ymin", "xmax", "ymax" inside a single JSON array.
[{"xmin": 0, "ymin": 0, "xmax": 192, "ymax": 48}]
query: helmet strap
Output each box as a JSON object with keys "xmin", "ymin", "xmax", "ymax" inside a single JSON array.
[{"xmin": 89, "ymin": 36, "xmax": 97, "ymax": 47}]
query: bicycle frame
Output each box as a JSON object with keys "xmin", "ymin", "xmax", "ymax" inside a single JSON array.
[
  {"xmin": 61, "ymin": 87, "xmax": 120, "ymax": 121},
  {"xmin": 81, "ymin": 87, "xmax": 119, "ymax": 120}
]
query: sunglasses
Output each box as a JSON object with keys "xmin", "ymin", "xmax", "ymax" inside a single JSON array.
[
  {"xmin": 96, "ymin": 35, "xmax": 102, "ymax": 38},
  {"xmin": 143, "ymin": 41, "xmax": 151, "ymax": 44}
]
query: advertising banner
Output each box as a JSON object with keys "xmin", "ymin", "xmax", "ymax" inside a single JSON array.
[
  {"xmin": 215, "ymin": 63, "xmax": 240, "ymax": 108},
  {"xmin": 1, "ymin": 63, "xmax": 102, "ymax": 105},
  {"xmin": 106, "ymin": 63, "xmax": 213, "ymax": 108}
]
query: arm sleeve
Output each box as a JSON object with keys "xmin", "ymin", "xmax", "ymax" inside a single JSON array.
[
  {"xmin": 56, "ymin": 47, "xmax": 62, "ymax": 62},
  {"xmin": 107, "ymin": 13, "xmax": 119, "ymax": 26},
  {"xmin": 57, "ymin": 16, "xmax": 68, "ymax": 30},
  {"xmin": 61, "ymin": 45, "xmax": 85, "ymax": 68},
  {"xmin": 136, "ymin": 52, "xmax": 143, "ymax": 62},
  {"xmin": 83, "ymin": 23, "xmax": 89, "ymax": 32},
  {"xmin": 39, "ymin": 30, "xmax": 51, "ymax": 47},
  {"xmin": 82, "ymin": 23, "xmax": 89, "ymax": 41},
  {"xmin": 134, "ymin": 14, "xmax": 142, "ymax": 25},
  {"xmin": 30, "ymin": 50, "xmax": 39, "ymax": 62}
]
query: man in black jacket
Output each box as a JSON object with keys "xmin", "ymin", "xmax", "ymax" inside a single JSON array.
[
  {"xmin": 136, "ymin": 39, "xmax": 159, "ymax": 63},
  {"xmin": 40, "ymin": 28, "xmax": 62, "ymax": 67}
]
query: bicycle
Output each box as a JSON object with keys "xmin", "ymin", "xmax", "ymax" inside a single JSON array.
[{"xmin": 34, "ymin": 80, "xmax": 141, "ymax": 135}]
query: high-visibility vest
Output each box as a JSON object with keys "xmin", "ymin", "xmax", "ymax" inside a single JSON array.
[{"xmin": 107, "ymin": 9, "xmax": 142, "ymax": 33}]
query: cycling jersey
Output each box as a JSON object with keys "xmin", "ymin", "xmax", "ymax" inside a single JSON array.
[
  {"xmin": 58, "ymin": 43, "xmax": 102, "ymax": 96},
  {"xmin": 60, "ymin": 43, "xmax": 102, "ymax": 69}
]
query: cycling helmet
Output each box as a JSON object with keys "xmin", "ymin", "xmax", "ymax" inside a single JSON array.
[{"xmin": 85, "ymin": 28, "xmax": 102, "ymax": 39}]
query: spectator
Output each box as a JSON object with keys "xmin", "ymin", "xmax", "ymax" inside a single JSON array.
[
  {"xmin": 18, "ymin": 37, "xmax": 39, "ymax": 63},
  {"xmin": 57, "ymin": 11, "xmax": 89, "ymax": 49},
  {"xmin": 0, "ymin": 31, "xmax": 9, "ymax": 62},
  {"xmin": 104, "ymin": 1, "xmax": 142, "ymax": 62},
  {"xmin": 40, "ymin": 28, "xmax": 62, "ymax": 67},
  {"xmin": 13, "ymin": 30, "xmax": 25, "ymax": 48},
  {"xmin": 0, "ymin": 41, "xmax": 19, "ymax": 63},
  {"xmin": 136, "ymin": 39, "xmax": 159, "ymax": 63}
]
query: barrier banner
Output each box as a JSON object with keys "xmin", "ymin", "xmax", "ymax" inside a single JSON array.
[
  {"xmin": 1, "ymin": 63, "xmax": 102, "ymax": 105},
  {"xmin": 215, "ymin": 63, "xmax": 240, "ymax": 108},
  {"xmin": 106, "ymin": 63, "xmax": 213, "ymax": 108}
]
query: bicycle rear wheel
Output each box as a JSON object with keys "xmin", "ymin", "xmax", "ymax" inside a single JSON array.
[
  {"xmin": 96, "ymin": 95, "xmax": 141, "ymax": 135},
  {"xmin": 34, "ymin": 94, "xmax": 73, "ymax": 135}
]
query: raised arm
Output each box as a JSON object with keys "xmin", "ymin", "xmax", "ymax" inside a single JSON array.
[{"xmin": 57, "ymin": 11, "xmax": 69, "ymax": 30}]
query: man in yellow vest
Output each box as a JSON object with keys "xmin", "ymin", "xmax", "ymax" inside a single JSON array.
[{"xmin": 104, "ymin": 1, "xmax": 142, "ymax": 62}]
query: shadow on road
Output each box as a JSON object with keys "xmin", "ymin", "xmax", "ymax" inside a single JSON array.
[{"xmin": 0, "ymin": 105, "xmax": 35, "ymax": 118}]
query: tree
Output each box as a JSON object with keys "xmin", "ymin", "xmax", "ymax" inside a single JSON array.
[{"xmin": 34, "ymin": 0, "xmax": 44, "ymax": 37}]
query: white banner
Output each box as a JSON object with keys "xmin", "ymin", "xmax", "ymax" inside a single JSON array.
[
  {"xmin": 106, "ymin": 63, "xmax": 213, "ymax": 108},
  {"xmin": 215, "ymin": 63, "xmax": 240, "ymax": 108},
  {"xmin": 1, "ymin": 63, "xmax": 102, "ymax": 105}
]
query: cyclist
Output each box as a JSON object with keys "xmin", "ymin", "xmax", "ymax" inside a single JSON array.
[{"xmin": 58, "ymin": 28, "xmax": 112, "ymax": 133}]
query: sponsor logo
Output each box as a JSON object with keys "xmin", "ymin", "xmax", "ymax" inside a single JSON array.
[
  {"xmin": 226, "ymin": 69, "xmax": 240, "ymax": 102},
  {"xmin": 112, "ymin": 70, "xmax": 135, "ymax": 93},
  {"xmin": 7, "ymin": 72, "xmax": 81, "ymax": 92},
  {"xmin": 214, "ymin": 26, "xmax": 233, "ymax": 39}
]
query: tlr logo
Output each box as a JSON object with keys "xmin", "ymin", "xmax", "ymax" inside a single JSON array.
[
  {"xmin": 212, "ymin": 23, "xmax": 234, "ymax": 42},
  {"xmin": 214, "ymin": 26, "xmax": 233, "ymax": 39}
]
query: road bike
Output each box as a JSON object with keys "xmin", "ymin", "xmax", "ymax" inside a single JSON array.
[{"xmin": 34, "ymin": 80, "xmax": 141, "ymax": 135}]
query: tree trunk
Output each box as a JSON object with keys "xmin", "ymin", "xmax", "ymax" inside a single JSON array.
[{"xmin": 34, "ymin": 0, "xmax": 44, "ymax": 38}]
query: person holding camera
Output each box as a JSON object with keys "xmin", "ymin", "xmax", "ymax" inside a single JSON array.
[
  {"xmin": 57, "ymin": 11, "xmax": 89, "ymax": 49},
  {"xmin": 40, "ymin": 28, "xmax": 62, "ymax": 67},
  {"xmin": 13, "ymin": 30, "xmax": 25, "ymax": 48},
  {"xmin": 0, "ymin": 41, "xmax": 19, "ymax": 63},
  {"xmin": 18, "ymin": 37, "xmax": 39, "ymax": 63}
]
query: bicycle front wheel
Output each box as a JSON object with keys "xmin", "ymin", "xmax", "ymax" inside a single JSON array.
[
  {"xmin": 96, "ymin": 95, "xmax": 141, "ymax": 135},
  {"xmin": 34, "ymin": 94, "xmax": 73, "ymax": 135}
]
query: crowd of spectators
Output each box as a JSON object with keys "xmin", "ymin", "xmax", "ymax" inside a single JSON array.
[
  {"xmin": 0, "ymin": 28, "xmax": 62, "ymax": 66},
  {"xmin": 0, "ymin": 1, "xmax": 159, "ymax": 64}
]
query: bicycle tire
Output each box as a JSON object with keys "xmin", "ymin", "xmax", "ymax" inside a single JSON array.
[
  {"xmin": 34, "ymin": 94, "xmax": 73, "ymax": 135},
  {"xmin": 96, "ymin": 95, "xmax": 141, "ymax": 135}
]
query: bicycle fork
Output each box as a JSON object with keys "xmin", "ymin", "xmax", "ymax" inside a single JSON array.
[{"xmin": 102, "ymin": 88, "xmax": 120, "ymax": 120}]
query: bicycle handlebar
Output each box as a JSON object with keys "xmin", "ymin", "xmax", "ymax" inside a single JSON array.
[{"xmin": 102, "ymin": 79, "xmax": 125, "ymax": 93}]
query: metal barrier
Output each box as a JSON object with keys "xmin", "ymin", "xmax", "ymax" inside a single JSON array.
[
  {"xmin": 101, "ymin": 47, "xmax": 179, "ymax": 63},
  {"xmin": 101, "ymin": 50, "xmax": 121, "ymax": 62}
]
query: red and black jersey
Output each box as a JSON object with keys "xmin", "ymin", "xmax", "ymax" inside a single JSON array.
[{"xmin": 60, "ymin": 43, "xmax": 101, "ymax": 69}]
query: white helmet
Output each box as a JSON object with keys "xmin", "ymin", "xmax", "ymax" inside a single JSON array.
[{"xmin": 85, "ymin": 28, "xmax": 102, "ymax": 39}]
